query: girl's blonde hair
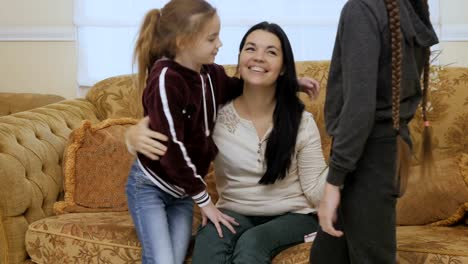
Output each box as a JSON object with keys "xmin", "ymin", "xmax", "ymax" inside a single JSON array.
[{"xmin": 133, "ymin": 0, "xmax": 217, "ymax": 90}]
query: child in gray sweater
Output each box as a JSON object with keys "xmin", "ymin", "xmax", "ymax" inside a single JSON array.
[{"xmin": 311, "ymin": 0, "xmax": 438, "ymax": 263}]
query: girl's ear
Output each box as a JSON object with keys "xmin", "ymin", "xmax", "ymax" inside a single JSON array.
[{"xmin": 176, "ymin": 36, "xmax": 184, "ymax": 49}]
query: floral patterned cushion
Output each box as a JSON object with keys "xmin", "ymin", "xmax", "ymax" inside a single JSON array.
[
  {"xmin": 397, "ymin": 226, "xmax": 468, "ymax": 264},
  {"xmin": 25, "ymin": 211, "xmax": 312, "ymax": 264},
  {"xmin": 26, "ymin": 212, "xmax": 141, "ymax": 264}
]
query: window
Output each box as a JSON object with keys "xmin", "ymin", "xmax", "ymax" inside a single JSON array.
[{"xmin": 75, "ymin": 0, "xmax": 440, "ymax": 88}]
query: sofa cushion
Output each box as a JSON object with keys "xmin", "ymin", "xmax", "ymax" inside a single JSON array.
[
  {"xmin": 25, "ymin": 212, "xmax": 141, "ymax": 264},
  {"xmin": 397, "ymin": 153, "xmax": 468, "ymax": 226},
  {"xmin": 25, "ymin": 211, "xmax": 314, "ymax": 264},
  {"xmin": 397, "ymin": 226, "xmax": 468, "ymax": 264},
  {"xmin": 26, "ymin": 213, "xmax": 468, "ymax": 264},
  {"xmin": 54, "ymin": 118, "xmax": 137, "ymax": 214}
]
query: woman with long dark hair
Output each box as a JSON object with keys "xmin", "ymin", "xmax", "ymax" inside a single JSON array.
[
  {"xmin": 190, "ymin": 21, "xmax": 327, "ymax": 263},
  {"xmin": 310, "ymin": 0, "xmax": 438, "ymax": 263}
]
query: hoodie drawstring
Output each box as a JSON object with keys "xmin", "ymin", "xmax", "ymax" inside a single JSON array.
[
  {"xmin": 206, "ymin": 74, "xmax": 217, "ymax": 122},
  {"xmin": 200, "ymin": 73, "xmax": 216, "ymax": 137}
]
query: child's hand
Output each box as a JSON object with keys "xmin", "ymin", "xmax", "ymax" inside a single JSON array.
[
  {"xmin": 200, "ymin": 202, "xmax": 239, "ymax": 238},
  {"xmin": 125, "ymin": 116, "xmax": 168, "ymax": 160},
  {"xmin": 318, "ymin": 183, "xmax": 344, "ymax": 237},
  {"xmin": 298, "ymin": 77, "xmax": 320, "ymax": 100}
]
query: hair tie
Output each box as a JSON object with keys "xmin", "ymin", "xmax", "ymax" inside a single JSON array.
[{"xmin": 424, "ymin": 121, "xmax": 431, "ymax": 127}]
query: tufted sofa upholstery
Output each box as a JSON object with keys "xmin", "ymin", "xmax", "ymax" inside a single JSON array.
[
  {"xmin": 1, "ymin": 61, "xmax": 467, "ymax": 264},
  {"xmin": 0, "ymin": 100, "xmax": 99, "ymax": 263}
]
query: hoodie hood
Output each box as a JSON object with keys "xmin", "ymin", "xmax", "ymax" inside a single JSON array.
[{"xmin": 400, "ymin": 0, "xmax": 439, "ymax": 47}]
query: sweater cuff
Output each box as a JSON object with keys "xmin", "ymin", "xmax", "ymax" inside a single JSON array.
[
  {"xmin": 326, "ymin": 164, "xmax": 348, "ymax": 186},
  {"xmin": 192, "ymin": 190, "xmax": 211, "ymax": 207}
]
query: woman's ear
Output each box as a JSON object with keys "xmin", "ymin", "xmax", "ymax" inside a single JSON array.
[{"xmin": 236, "ymin": 53, "xmax": 242, "ymax": 79}]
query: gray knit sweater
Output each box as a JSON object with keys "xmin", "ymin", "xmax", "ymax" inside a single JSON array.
[{"xmin": 325, "ymin": 0, "xmax": 438, "ymax": 186}]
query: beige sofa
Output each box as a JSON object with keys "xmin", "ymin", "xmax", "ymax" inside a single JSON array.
[{"xmin": 0, "ymin": 61, "xmax": 467, "ymax": 264}]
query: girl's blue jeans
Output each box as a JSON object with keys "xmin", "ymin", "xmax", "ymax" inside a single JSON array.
[{"xmin": 126, "ymin": 161, "xmax": 194, "ymax": 264}]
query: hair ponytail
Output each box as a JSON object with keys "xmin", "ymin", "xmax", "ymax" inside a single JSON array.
[
  {"xmin": 133, "ymin": 0, "xmax": 217, "ymax": 91},
  {"xmin": 134, "ymin": 9, "xmax": 162, "ymax": 91}
]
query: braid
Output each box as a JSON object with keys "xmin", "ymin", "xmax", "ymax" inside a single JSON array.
[
  {"xmin": 422, "ymin": 49, "xmax": 430, "ymax": 123},
  {"xmin": 421, "ymin": 0, "xmax": 434, "ymax": 172},
  {"xmin": 385, "ymin": 0, "xmax": 412, "ymax": 196},
  {"xmin": 385, "ymin": 0, "xmax": 402, "ymax": 131},
  {"xmin": 421, "ymin": 0, "xmax": 431, "ymax": 124}
]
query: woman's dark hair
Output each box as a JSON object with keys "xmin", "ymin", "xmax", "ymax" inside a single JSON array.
[{"xmin": 238, "ymin": 22, "xmax": 305, "ymax": 185}]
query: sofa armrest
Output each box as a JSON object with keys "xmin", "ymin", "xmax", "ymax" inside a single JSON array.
[{"xmin": 0, "ymin": 99, "xmax": 100, "ymax": 264}]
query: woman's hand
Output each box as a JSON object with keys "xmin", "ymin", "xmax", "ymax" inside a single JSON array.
[
  {"xmin": 298, "ymin": 77, "xmax": 320, "ymax": 100},
  {"xmin": 125, "ymin": 116, "xmax": 168, "ymax": 160},
  {"xmin": 200, "ymin": 202, "xmax": 239, "ymax": 238},
  {"xmin": 318, "ymin": 183, "xmax": 344, "ymax": 237}
]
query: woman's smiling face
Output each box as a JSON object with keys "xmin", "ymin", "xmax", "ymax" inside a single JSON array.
[{"xmin": 238, "ymin": 29, "xmax": 284, "ymax": 88}]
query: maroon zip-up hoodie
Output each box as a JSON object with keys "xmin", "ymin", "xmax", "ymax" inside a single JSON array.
[{"xmin": 137, "ymin": 59, "xmax": 240, "ymax": 207}]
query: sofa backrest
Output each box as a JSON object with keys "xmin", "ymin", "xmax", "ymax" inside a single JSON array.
[
  {"xmin": 0, "ymin": 99, "xmax": 99, "ymax": 264},
  {"xmin": 0, "ymin": 93, "xmax": 65, "ymax": 117},
  {"xmin": 85, "ymin": 74, "xmax": 144, "ymax": 120},
  {"xmin": 406, "ymin": 65, "xmax": 468, "ymax": 164},
  {"xmin": 83, "ymin": 61, "xmax": 334, "ymax": 158}
]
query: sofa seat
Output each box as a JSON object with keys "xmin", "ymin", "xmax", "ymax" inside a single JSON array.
[
  {"xmin": 25, "ymin": 212, "xmax": 468, "ymax": 264},
  {"xmin": 397, "ymin": 226, "xmax": 468, "ymax": 264},
  {"xmin": 25, "ymin": 212, "xmax": 141, "ymax": 264},
  {"xmin": 25, "ymin": 212, "xmax": 313, "ymax": 264}
]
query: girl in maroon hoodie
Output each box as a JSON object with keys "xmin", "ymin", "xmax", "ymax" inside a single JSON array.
[{"xmin": 125, "ymin": 1, "xmax": 240, "ymax": 263}]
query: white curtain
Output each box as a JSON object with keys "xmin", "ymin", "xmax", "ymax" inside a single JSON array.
[{"xmin": 75, "ymin": 0, "xmax": 440, "ymax": 87}]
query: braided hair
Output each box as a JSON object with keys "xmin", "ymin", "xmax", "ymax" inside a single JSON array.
[
  {"xmin": 384, "ymin": 0, "xmax": 432, "ymax": 195},
  {"xmin": 420, "ymin": 0, "xmax": 434, "ymax": 172},
  {"xmin": 385, "ymin": 0, "xmax": 403, "ymax": 132}
]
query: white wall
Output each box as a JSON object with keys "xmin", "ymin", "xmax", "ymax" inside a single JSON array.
[
  {"xmin": 439, "ymin": 0, "xmax": 468, "ymax": 67},
  {"xmin": 0, "ymin": 0, "xmax": 467, "ymax": 99},
  {"xmin": 0, "ymin": 0, "xmax": 76, "ymax": 99}
]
